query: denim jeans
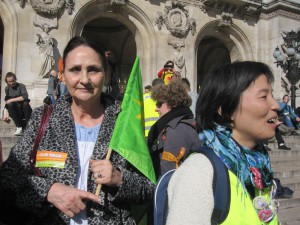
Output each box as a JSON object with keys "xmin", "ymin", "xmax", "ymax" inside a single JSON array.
[
  {"xmin": 48, "ymin": 94, "xmax": 56, "ymax": 105},
  {"xmin": 59, "ymin": 82, "xmax": 68, "ymax": 97},
  {"xmin": 284, "ymin": 115, "xmax": 300, "ymax": 129}
]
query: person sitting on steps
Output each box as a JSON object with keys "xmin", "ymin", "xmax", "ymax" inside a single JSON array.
[
  {"xmin": 3, "ymin": 72, "xmax": 32, "ymax": 136},
  {"xmin": 278, "ymin": 94, "xmax": 300, "ymax": 130}
]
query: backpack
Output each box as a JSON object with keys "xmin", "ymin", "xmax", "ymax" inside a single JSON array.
[{"xmin": 153, "ymin": 146, "xmax": 230, "ymax": 225}]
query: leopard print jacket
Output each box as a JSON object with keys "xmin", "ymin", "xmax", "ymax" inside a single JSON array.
[{"xmin": 0, "ymin": 93, "xmax": 154, "ymax": 225}]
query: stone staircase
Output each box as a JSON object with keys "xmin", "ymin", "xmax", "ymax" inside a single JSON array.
[
  {"xmin": 268, "ymin": 135, "xmax": 300, "ymax": 225},
  {"xmin": 0, "ymin": 121, "xmax": 300, "ymax": 224},
  {"xmin": 0, "ymin": 121, "xmax": 21, "ymax": 162}
]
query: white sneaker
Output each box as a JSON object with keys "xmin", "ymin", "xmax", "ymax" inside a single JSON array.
[{"xmin": 14, "ymin": 127, "xmax": 23, "ymax": 136}]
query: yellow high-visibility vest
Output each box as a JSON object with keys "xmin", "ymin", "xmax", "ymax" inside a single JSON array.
[
  {"xmin": 222, "ymin": 170, "xmax": 279, "ymax": 225},
  {"xmin": 143, "ymin": 92, "xmax": 159, "ymax": 137}
]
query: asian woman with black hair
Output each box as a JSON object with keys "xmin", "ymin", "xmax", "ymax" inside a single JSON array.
[{"xmin": 166, "ymin": 61, "xmax": 280, "ymax": 225}]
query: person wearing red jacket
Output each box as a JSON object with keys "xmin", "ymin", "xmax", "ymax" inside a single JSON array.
[{"xmin": 158, "ymin": 60, "xmax": 175, "ymax": 85}]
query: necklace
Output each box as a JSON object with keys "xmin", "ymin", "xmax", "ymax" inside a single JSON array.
[
  {"xmin": 248, "ymin": 158, "xmax": 279, "ymax": 222},
  {"xmin": 236, "ymin": 142, "xmax": 279, "ymax": 222}
]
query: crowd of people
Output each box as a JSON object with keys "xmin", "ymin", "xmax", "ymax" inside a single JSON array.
[{"xmin": 0, "ymin": 36, "xmax": 298, "ymax": 225}]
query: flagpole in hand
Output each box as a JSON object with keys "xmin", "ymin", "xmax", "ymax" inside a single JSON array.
[
  {"xmin": 94, "ymin": 57, "xmax": 156, "ymax": 197},
  {"xmin": 95, "ymin": 147, "xmax": 113, "ymax": 196}
]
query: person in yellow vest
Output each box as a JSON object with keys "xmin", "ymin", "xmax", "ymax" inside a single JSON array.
[
  {"xmin": 144, "ymin": 78, "xmax": 164, "ymax": 137},
  {"xmin": 157, "ymin": 60, "xmax": 175, "ymax": 85},
  {"xmin": 166, "ymin": 61, "xmax": 280, "ymax": 225},
  {"xmin": 144, "ymin": 85, "xmax": 152, "ymax": 93}
]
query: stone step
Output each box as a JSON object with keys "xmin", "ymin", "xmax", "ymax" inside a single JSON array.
[
  {"xmin": 270, "ymin": 156, "xmax": 300, "ymax": 167},
  {"xmin": 0, "ymin": 136, "xmax": 21, "ymax": 162},
  {"xmin": 278, "ymin": 177, "xmax": 300, "ymax": 192},
  {"xmin": 0, "ymin": 120, "xmax": 15, "ymax": 127},
  {"xmin": 0, "ymin": 121, "xmax": 19, "ymax": 136},
  {"xmin": 277, "ymin": 190, "xmax": 300, "ymax": 209},
  {"xmin": 268, "ymin": 140, "xmax": 300, "ymax": 149},
  {"xmin": 278, "ymin": 206, "xmax": 300, "ymax": 225},
  {"xmin": 272, "ymin": 165, "xmax": 300, "ymax": 179},
  {"xmin": 0, "ymin": 136, "xmax": 21, "ymax": 147},
  {"xmin": 0, "ymin": 126, "xmax": 17, "ymax": 135},
  {"xmin": 269, "ymin": 134, "xmax": 300, "ymax": 142},
  {"xmin": 281, "ymin": 221, "xmax": 300, "ymax": 225},
  {"xmin": 280, "ymin": 134, "xmax": 300, "ymax": 141},
  {"xmin": 268, "ymin": 142, "xmax": 300, "ymax": 149},
  {"xmin": 269, "ymin": 150, "xmax": 300, "ymax": 157}
]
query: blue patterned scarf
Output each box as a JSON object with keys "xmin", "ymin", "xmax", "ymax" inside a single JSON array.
[{"xmin": 199, "ymin": 125, "xmax": 273, "ymax": 193}]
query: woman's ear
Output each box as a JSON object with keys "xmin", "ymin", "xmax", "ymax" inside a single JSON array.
[
  {"xmin": 61, "ymin": 73, "xmax": 66, "ymax": 84},
  {"xmin": 230, "ymin": 111, "xmax": 237, "ymax": 128},
  {"xmin": 217, "ymin": 107, "xmax": 222, "ymax": 116}
]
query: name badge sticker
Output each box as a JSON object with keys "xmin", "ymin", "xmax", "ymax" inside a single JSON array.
[{"xmin": 36, "ymin": 150, "xmax": 68, "ymax": 168}]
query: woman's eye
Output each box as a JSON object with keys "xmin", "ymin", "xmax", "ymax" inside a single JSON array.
[
  {"xmin": 88, "ymin": 66, "xmax": 102, "ymax": 73},
  {"xmin": 70, "ymin": 67, "xmax": 81, "ymax": 73}
]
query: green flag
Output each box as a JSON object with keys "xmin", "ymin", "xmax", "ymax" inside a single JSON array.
[{"xmin": 109, "ymin": 57, "xmax": 156, "ymax": 184}]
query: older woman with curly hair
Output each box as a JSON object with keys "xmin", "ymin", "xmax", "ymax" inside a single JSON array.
[{"xmin": 147, "ymin": 79, "xmax": 201, "ymax": 178}]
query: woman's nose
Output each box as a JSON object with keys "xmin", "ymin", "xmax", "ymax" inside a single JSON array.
[
  {"xmin": 271, "ymin": 98, "xmax": 280, "ymax": 111},
  {"xmin": 80, "ymin": 71, "xmax": 89, "ymax": 84}
]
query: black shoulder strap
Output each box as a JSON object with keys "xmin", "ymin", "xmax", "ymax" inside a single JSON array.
[{"xmin": 191, "ymin": 146, "xmax": 230, "ymax": 224}]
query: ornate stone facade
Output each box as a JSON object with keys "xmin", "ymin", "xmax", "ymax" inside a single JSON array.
[
  {"xmin": 0, "ymin": 0, "xmax": 300, "ymax": 108},
  {"xmin": 155, "ymin": 0, "xmax": 197, "ymax": 77},
  {"xmin": 155, "ymin": 1, "xmax": 196, "ymax": 38},
  {"xmin": 30, "ymin": 0, "xmax": 66, "ymax": 15}
]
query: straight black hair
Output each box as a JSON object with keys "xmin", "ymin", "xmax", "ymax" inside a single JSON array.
[
  {"xmin": 196, "ymin": 61, "xmax": 274, "ymax": 132},
  {"xmin": 62, "ymin": 36, "xmax": 107, "ymax": 72},
  {"xmin": 164, "ymin": 60, "xmax": 174, "ymax": 68}
]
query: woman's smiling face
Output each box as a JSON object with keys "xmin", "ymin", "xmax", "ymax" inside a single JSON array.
[
  {"xmin": 231, "ymin": 74, "xmax": 279, "ymax": 149},
  {"xmin": 63, "ymin": 45, "xmax": 106, "ymax": 104}
]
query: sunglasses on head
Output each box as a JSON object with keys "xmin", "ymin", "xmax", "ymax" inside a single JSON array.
[{"xmin": 156, "ymin": 101, "xmax": 164, "ymax": 108}]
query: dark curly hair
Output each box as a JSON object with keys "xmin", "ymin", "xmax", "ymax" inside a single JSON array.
[{"xmin": 151, "ymin": 79, "xmax": 192, "ymax": 108}]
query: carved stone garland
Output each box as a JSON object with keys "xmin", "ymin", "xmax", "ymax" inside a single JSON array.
[
  {"xmin": 30, "ymin": 0, "xmax": 67, "ymax": 15},
  {"xmin": 110, "ymin": 0, "xmax": 127, "ymax": 6},
  {"xmin": 65, "ymin": 0, "xmax": 75, "ymax": 15},
  {"xmin": 17, "ymin": 0, "xmax": 28, "ymax": 8},
  {"xmin": 155, "ymin": 1, "xmax": 196, "ymax": 39},
  {"xmin": 218, "ymin": 12, "xmax": 233, "ymax": 27}
]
